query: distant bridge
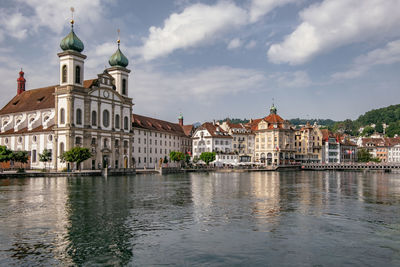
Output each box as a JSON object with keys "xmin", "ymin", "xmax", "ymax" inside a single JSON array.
[{"xmin": 302, "ymin": 163, "xmax": 400, "ymax": 171}]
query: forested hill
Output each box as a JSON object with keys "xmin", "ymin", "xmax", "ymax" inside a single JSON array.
[{"xmin": 356, "ymin": 104, "xmax": 400, "ymax": 125}]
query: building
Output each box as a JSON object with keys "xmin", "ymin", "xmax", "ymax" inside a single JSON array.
[
  {"xmin": 294, "ymin": 122, "xmax": 323, "ymax": 163},
  {"xmin": 131, "ymin": 114, "xmax": 192, "ymax": 169},
  {"xmin": 192, "ymin": 122, "xmax": 233, "ymax": 158},
  {"xmin": 321, "ymin": 129, "xmax": 340, "ymax": 163},
  {"xmin": 246, "ymin": 104, "xmax": 296, "ymax": 165},
  {"xmin": 219, "ymin": 120, "xmax": 255, "ymax": 162},
  {"xmin": 338, "ymin": 136, "xmax": 358, "ymax": 163},
  {"xmin": 0, "ymin": 19, "xmax": 134, "ymax": 170}
]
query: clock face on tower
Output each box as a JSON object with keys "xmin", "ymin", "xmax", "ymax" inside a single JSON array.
[{"xmin": 103, "ymin": 90, "xmax": 109, "ymax": 98}]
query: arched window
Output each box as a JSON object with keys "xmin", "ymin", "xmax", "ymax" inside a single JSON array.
[
  {"xmin": 59, "ymin": 142, "xmax": 64, "ymax": 155},
  {"xmin": 115, "ymin": 114, "xmax": 120, "ymax": 129},
  {"xmin": 103, "ymin": 110, "xmax": 110, "ymax": 127},
  {"xmin": 124, "ymin": 116, "xmax": 129, "ymax": 130},
  {"xmin": 76, "ymin": 108, "xmax": 82, "ymax": 125},
  {"xmin": 75, "ymin": 66, "xmax": 81, "ymax": 84},
  {"xmin": 60, "ymin": 108, "xmax": 65, "ymax": 124},
  {"xmin": 91, "ymin": 111, "xmax": 97, "ymax": 126},
  {"xmin": 122, "ymin": 79, "xmax": 127, "ymax": 95},
  {"xmin": 62, "ymin": 65, "xmax": 67, "ymax": 83}
]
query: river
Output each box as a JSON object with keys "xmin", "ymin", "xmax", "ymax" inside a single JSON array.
[{"xmin": 0, "ymin": 171, "xmax": 399, "ymax": 266}]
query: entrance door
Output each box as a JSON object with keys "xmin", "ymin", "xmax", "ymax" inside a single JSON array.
[
  {"xmin": 124, "ymin": 157, "xmax": 128, "ymax": 168},
  {"xmin": 102, "ymin": 155, "xmax": 109, "ymax": 168}
]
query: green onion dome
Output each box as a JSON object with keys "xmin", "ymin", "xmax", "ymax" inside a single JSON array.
[
  {"xmin": 178, "ymin": 114, "xmax": 183, "ymax": 120},
  {"xmin": 109, "ymin": 40, "xmax": 129, "ymax": 68},
  {"xmin": 60, "ymin": 21, "xmax": 84, "ymax": 52},
  {"xmin": 270, "ymin": 104, "xmax": 277, "ymax": 114}
]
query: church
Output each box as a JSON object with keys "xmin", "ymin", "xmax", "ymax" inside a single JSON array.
[{"xmin": 0, "ymin": 19, "xmax": 134, "ymax": 170}]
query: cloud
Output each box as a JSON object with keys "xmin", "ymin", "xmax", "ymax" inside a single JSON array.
[
  {"xmin": 227, "ymin": 38, "xmax": 242, "ymax": 50},
  {"xmin": 249, "ymin": 0, "xmax": 297, "ymax": 23},
  {"xmin": 0, "ymin": 0, "xmax": 108, "ymax": 43},
  {"xmin": 141, "ymin": 1, "xmax": 248, "ymax": 61},
  {"xmin": 332, "ymin": 39, "xmax": 400, "ymax": 79},
  {"xmin": 267, "ymin": 0, "xmax": 400, "ymax": 65},
  {"xmin": 270, "ymin": 71, "xmax": 311, "ymax": 88}
]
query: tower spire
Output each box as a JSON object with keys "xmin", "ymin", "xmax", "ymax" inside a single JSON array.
[
  {"xmin": 17, "ymin": 68, "xmax": 26, "ymax": 95},
  {"xmin": 70, "ymin": 7, "xmax": 75, "ymax": 28}
]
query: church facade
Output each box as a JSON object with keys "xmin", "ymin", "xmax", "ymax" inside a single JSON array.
[{"xmin": 0, "ymin": 19, "xmax": 134, "ymax": 170}]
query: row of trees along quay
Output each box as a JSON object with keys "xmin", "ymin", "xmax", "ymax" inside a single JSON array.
[{"xmin": 0, "ymin": 146, "xmax": 92, "ymax": 172}]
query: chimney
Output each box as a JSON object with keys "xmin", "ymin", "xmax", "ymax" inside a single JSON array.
[{"xmin": 17, "ymin": 69, "xmax": 26, "ymax": 95}]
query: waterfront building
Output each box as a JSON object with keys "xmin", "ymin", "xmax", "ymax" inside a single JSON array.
[
  {"xmin": 192, "ymin": 122, "xmax": 233, "ymax": 158},
  {"xmin": 0, "ymin": 20, "xmax": 134, "ymax": 170},
  {"xmin": 218, "ymin": 120, "xmax": 255, "ymax": 162},
  {"xmin": 214, "ymin": 153, "xmax": 239, "ymax": 166},
  {"xmin": 131, "ymin": 114, "xmax": 193, "ymax": 169},
  {"xmin": 246, "ymin": 104, "xmax": 296, "ymax": 165},
  {"xmin": 294, "ymin": 122, "xmax": 323, "ymax": 163},
  {"xmin": 338, "ymin": 136, "xmax": 358, "ymax": 163},
  {"xmin": 388, "ymin": 143, "xmax": 400, "ymax": 163},
  {"xmin": 321, "ymin": 129, "xmax": 340, "ymax": 163}
]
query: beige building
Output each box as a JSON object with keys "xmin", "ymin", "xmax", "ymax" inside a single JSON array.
[
  {"xmin": 219, "ymin": 120, "xmax": 255, "ymax": 162},
  {"xmin": 132, "ymin": 114, "xmax": 193, "ymax": 169},
  {"xmin": 246, "ymin": 105, "xmax": 296, "ymax": 165},
  {"xmin": 294, "ymin": 122, "xmax": 323, "ymax": 163}
]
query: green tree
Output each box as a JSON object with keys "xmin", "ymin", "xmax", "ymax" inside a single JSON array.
[
  {"xmin": 0, "ymin": 145, "xmax": 12, "ymax": 164},
  {"xmin": 39, "ymin": 148, "xmax": 52, "ymax": 171},
  {"xmin": 10, "ymin": 151, "xmax": 29, "ymax": 170},
  {"xmin": 375, "ymin": 123, "xmax": 384, "ymax": 133},
  {"xmin": 361, "ymin": 126, "xmax": 375, "ymax": 136},
  {"xmin": 386, "ymin": 121, "xmax": 400, "ymax": 137},
  {"xmin": 163, "ymin": 156, "xmax": 168, "ymax": 164},
  {"xmin": 169, "ymin": 151, "xmax": 184, "ymax": 162},
  {"xmin": 357, "ymin": 148, "xmax": 381, "ymax": 163},
  {"xmin": 199, "ymin": 152, "xmax": 216, "ymax": 165},
  {"xmin": 184, "ymin": 153, "xmax": 191, "ymax": 166},
  {"xmin": 61, "ymin": 147, "xmax": 92, "ymax": 171}
]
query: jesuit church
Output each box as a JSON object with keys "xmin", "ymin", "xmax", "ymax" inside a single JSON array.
[{"xmin": 0, "ymin": 19, "xmax": 134, "ymax": 170}]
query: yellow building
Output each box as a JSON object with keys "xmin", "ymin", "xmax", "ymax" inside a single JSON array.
[
  {"xmin": 247, "ymin": 105, "xmax": 295, "ymax": 165},
  {"xmin": 294, "ymin": 122, "xmax": 323, "ymax": 163}
]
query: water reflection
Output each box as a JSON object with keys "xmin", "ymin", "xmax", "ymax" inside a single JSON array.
[{"xmin": 0, "ymin": 171, "xmax": 399, "ymax": 266}]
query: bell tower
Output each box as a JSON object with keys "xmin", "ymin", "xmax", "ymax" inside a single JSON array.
[
  {"xmin": 107, "ymin": 30, "xmax": 130, "ymax": 97},
  {"xmin": 17, "ymin": 69, "xmax": 26, "ymax": 95},
  {"xmin": 57, "ymin": 7, "xmax": 86, "ymax": 87}
]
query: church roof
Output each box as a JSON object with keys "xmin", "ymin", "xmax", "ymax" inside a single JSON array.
[
  {"xmin": 132, "ymin": 113, "xmax": 191, "ymax": 137},
  {"xmin": 0, "ymin": 86, "xmax": 56, "ymax": 115},
  {"xmin": 0, "ymin": 79, "xmax": 98, "ymax": 115}
]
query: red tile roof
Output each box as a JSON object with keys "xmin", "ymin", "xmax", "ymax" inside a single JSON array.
[
  {"xmin": 198, "ymin": 122, "xmax": 232, "ymax": 138},
  {"xmin": 132, "ymin": 114, "xmax": 192, "ymax": 137},
  {"xmin": 0, "ymin": 79, "xmax": 101, "ymax": 116}
]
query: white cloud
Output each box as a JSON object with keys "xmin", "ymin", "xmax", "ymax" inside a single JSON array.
[
  {"xmin": 141, "ymin": 1, "xmax": 248, "ymax": 61},
  {"xmin": 227, "ymin": 38, "xmax": 242, "ymax": 50},
  {"xmin": 249, "ymin": 0, "xmax": 297, "ymax": 23},
  {"xmin": 267, "ymin": 0, "xmax": 400, "ymax": 65},
  {"xmin": 270, "ymin": 71, "xmax": 311, "ymax": 88},
  {"xmin": 332, "ymin": 39, "xmax": 400, "ymax": 79}
]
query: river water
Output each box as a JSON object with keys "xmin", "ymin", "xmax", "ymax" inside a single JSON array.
[{"xmin": 0, "ymin": 171, "xmax": 399, "ymax": 266}]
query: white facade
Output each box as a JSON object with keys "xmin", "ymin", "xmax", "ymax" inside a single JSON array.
[
  {"xmin": 388, "ymin": 144, "xmax": 400, "ymax": 163},
  {"xmin": 192, "ymin": 123, "xmax": 232, "ymax": 158}
]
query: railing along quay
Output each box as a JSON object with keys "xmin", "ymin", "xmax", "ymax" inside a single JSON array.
[{"xmin": 302, "ymin": 163, "xmax": 400, "ymax": 171}]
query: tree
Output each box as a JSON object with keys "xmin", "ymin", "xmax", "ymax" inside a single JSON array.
[
  {"xmin": 10, "ymin": 151, "xmax": 29, "ymax": 170},
  {"xmin": 184, "ymin": 153, "xmax": 191, "ymax": 166},
  {"xmin": 61, "ymin": 147, "xmax": 92, "ymax": 171},
  {"xmin": 0, "ymin": 146, "xmax": 12, "ymax": 170},
  {"xmin": 200, "ymin": 152, "xmax": 216, "ymax": 165},
  {"xmin": 375, "ymin": 123, "xmax": 384, "ymax": 133},
  {"xmin": 192, "ymin": 156, "xmax": 199, "ymax": 164},
  {"xmin": 163, "ymin": 156, "xmax": 168, "ymax": 164},
  {"xmin": 39, "ymin": 149, "xmax": 52, "ymax": 171},
  {"xmin": 361, "ymin": 126, "xmax": 374, "ymax": 137},
  {"xmin": 386, "ymin": 121, "xmax": 400, "ymax": 137},
  {"xmin": 169, "ymin": 151, "xmax": 184, "ymax": 163},
  {"xmin": 357, "ymin": 148, "xmax": 380, "ymax": 163}
]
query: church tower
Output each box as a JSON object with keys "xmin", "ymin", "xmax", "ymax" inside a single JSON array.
[
  {"xmin": 57, "ymin": 14, "xmax": 86, "ymax": 86},
  {"xmin": 107, "ymin": 32, "xmax": 130, "ymax": 97}
]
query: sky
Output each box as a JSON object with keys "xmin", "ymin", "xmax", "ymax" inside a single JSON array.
[{"xmin": 0, "ymin": 0, "xmax": 400, "ymax": 125}]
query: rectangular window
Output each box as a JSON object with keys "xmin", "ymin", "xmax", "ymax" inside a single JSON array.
[{"xmin": 32, "ymin": 150, "xmax": 37, "ymax": 162}]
